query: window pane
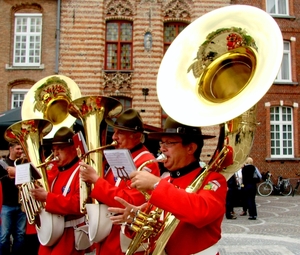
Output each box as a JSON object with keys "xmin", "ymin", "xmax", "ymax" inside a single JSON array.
[
  {"xmin": 106, "ymin": 44, "xmax": 118, "ymax": 69},
  {"xmin": 278, "ymin": 0, "xmax": 287, "ymax": 14},
  {"xmin": 164, "ymin": 24, "xmax": 176, "ymax": 43},
  {"xmin": 120, "ymin": 23, "xmax": 132, "ymax": 41},
  {"xmin": 121, "ymin": 44, "xmax": 131, "ymax": 69},
  {"xmin": 106, "ymin": 23, "xmax": 118, "ymax": 41},
  {"xmin": 267, "ymin": 0, "xmax": 276, "ymax": 13}
]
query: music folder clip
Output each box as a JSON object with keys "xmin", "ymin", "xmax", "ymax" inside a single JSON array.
[
  {"xmin": 15, "ymin": 162, "xmax": 42, "ymax": 185},
  {"xmin": 73, "ymin": 131, "xmax": 88, "ymax": 158}
]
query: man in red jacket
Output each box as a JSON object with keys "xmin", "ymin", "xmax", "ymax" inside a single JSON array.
[
  {"xmin": 79, "ymin": 109, "xmax": 160, "ymax": 255},
  {"xmin": 31, "ymin": 127, "xmax": 85, "ymax": 255},
  {"xmin": 109, "ymin": 117, "xmax": 227, "ymax": 255}
]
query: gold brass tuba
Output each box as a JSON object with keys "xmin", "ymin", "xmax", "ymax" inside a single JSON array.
[
  {"xmin": 17, "ymin": 75, "xmax": 82, "ymax": 246},
  {"xmin": 68, "ymin": 95, "xmax": 123, "ymax": 243},
  {"xmin": 4, "ymin": 119, "xmax": 53, "ymax": 224},
  {"xmin": 126, "ymin": 5, "xmax": 283, "ymax": 255},
  {"xmin": 12, "ymin": 74, "xmax": 81, "ymax": 225}
]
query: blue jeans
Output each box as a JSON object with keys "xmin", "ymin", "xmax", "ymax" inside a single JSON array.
[{"xmin": 0, "ymin": 205, "xmax": 26, "ymax": 255}]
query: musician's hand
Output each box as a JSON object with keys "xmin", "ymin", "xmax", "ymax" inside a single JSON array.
[
  {"xmin": 6, "ymin": 166, "xmax": 16, "ymax": 178},
  {"xmin": 30, "ymin": 184, "xmax": 48, "ymax": 202},
  {"xmin": 79, "ymin": 162, "xmax": 99, "ymax": 184},
  {"xmin": 108, "ymin": 196, "xmax": 146, "ymax": 225},
  {"xmin": 130, "ymin": 171, "xmax": 160, "ymax": 191}
]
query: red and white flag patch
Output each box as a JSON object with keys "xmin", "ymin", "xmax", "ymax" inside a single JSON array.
[{"xmin": 203, "ymin": 180, "xmax": 221, "ymax": 191}]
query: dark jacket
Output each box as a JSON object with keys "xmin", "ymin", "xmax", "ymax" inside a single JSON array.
[
  {"xmin": 242, "ymin": 164, "xmax": 259, "ymax": 185},
  {"xmin": 0, "ymin": 157, "xmax": 21, "ymax": 206}
]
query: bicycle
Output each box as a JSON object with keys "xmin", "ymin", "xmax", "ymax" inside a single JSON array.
[
  {"xmin": 292, "ymin": 173, "xmax": 300, "ymax": 197},
  {"xmin": 257, "ymin": 171, "xmax": 293, "ymax": 196}
]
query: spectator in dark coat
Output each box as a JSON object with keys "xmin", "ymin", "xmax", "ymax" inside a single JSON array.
[{"xmin": 241, "ymin": 157, "xmax": 261, "ymax": 220}]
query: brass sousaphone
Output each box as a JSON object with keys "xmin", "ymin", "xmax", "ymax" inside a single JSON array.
[
  {"xmin": 69, "ymin": 96, "xmax": 123, "ymax": 243},
  {"xmin": 19, "ymin": 75, "xmax": 82, "ymax": 246},
  {"xmin": 126, "ymin": 5, "xmax": 283, "ymax": 255}
]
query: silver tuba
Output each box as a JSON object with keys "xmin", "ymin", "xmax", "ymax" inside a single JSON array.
[{"xmin": 126, "ymin": 5, "xmax": 283, "ymax": 255}]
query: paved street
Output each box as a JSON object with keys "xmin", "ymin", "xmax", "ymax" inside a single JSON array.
[{"xmin": 219, "ymin": 195, "xmax": 300, "ymax": 255}]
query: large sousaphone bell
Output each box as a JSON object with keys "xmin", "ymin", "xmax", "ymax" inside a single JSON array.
[
  {"xmin": 22, "ymin": 75, "xmax": 82, "ymax": 138},
  {"xmin": 126, "ymin": 5, "xmax": 283, "ymax": 255},
  {"xmin": 157, "ymin": 5, "xmax": 282, "ymax": 127}
]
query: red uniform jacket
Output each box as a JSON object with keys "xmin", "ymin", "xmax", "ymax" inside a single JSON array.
[
  {"xmin": 90, "ymin": 144, "xmax": 160, "ymax": 255},
  {"xmin": 149, "ymin": 166, "xmax": 227, "ymax": 255},
  {"xmin": 38, "ymin": 158, "xmax": 85, "ymax": 255}
]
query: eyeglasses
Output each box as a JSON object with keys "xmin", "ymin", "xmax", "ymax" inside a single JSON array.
[{"xmin": 159, "ymin": 141, "xmax": 181, "ymax": 148}]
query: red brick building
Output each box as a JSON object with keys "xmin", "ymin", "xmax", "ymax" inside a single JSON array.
[{"xmin": 0, "ymin": 0, "xmax": 299, "ymax": 185}]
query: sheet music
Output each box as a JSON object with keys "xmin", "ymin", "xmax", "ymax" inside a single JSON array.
[
  {"xmin": 15, "ymin": 163, "xmax": 42, "ymax": 185},
  {"xmin": 15, "ymin": 163, "xmax": 31, "ymax": 185},
  {"xmin": 103, "ymin": 149, "xmax": 136, "ymax": 178}
]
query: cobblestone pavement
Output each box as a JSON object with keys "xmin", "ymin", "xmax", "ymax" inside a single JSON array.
[{"xmin": 219, "ymin": 195, "xmax": 300, "ymax": 255}]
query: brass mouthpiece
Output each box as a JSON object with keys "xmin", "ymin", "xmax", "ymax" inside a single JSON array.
[
  {"xmin": 36, "ymin": 156, "xmax": 59, "ymax": 168},
  {"xmin": 81, "ymin": 141, "xmax": 118, "ymax": 159}
]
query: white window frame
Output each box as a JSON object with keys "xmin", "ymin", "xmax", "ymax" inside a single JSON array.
[
  {"xmin": 276, "ymin": 41, "xmax": 291, "ymax": 82},
  {"xmin": 14, "ymin": 13, "xmax": 42, "ymax": 67},
  {"xmin": 270, "ymin": 106, "xmax": 294, "ymax": 158},
  {"xmin": 266, "ymin": 0, "xmax": 289, "ymax": 15},
  {"xmin": 11, "ymin": 89, "xmax": 28, "ymax": 109}
]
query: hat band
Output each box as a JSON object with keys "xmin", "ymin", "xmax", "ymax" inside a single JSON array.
[
  {"xmin": 115, "ymin": 121, "xmax": 143, "ymax": 132},
  {"xmin": 165, "ymin": 127, "xmax": 201, "ymax": 135}
]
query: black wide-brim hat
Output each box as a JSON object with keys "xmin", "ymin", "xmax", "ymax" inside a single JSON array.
[
  {"xmin": 52, "ymin": 127, "xmax": 74, "ymax": 145},
  {"xmin": 105, "ymin": 108, "xmax": 144, "ymax": 133},
  {"xmin": 148, "ymin": 117, "xmax": 215, "ymax": 140}
]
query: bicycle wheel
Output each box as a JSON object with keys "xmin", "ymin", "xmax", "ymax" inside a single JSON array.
[
  {"xmin": 257, "ymin": 182, "xmax": 273, "ymax": 196},
  {"xmin": 281, "ymin": 181, "xmax": 293, "ymax": 196}
]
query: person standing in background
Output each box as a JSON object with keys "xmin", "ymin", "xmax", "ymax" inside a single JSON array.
[
  {"xmin": 241, "ymin": 157, "xmax": 261, "ymax": 220},
  {"xmin": 0, "ymin": 142, "xmax": 26, "ymax": 255},
  {"xmin": 225, "ymin": 174, "xmax": 238, "ymax": 219},
  {"xmin": 237, "ymin": 168, "xmax": 248, "ymax": 216}
]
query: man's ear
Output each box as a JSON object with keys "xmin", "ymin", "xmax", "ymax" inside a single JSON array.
[{"xmin": 187, "ymin": 142, "xmax": 198, "ymax": 155}]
